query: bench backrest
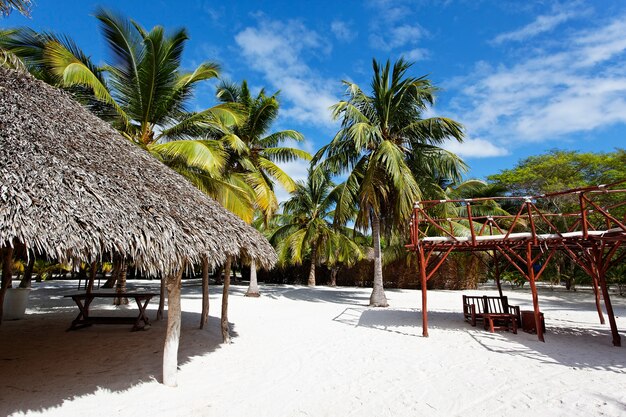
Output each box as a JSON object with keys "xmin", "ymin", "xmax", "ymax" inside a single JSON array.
[{"xmin": 463, "ymin": 295, "xmax": 509, "ymax": 314}]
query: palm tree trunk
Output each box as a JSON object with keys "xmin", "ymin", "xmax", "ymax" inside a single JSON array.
[
  {"xmin": 308, "ymin": 243, "xmax": 317, "ymax": 286},
  {"xmin": 329, "ymin": 267, "xmax": 338, "ymax": 287},
  {"xmin": 369, "ymin": 211, "xmax": 388, "ymax": 307},
  {"xmin": 114, "ymin": 260, "xmax": 128, "ymax": 305},
  {"xmin": 19, "ymin": 255, "xmax": 35, "ymax": 289},
  {"xmin": 200, "ymin": 255, "xmax": 209, "ymax": 329},
  {"xmin": 103, "ymin": 253, "xmax": 122, "ymax": 288},
  {"xmin": 163, "ymin": 267, "xmax": 183, "ymax": 387},
  {"xmin": 86, "ymin": 261, "xmax": 97, "ymax": 294},
  {"xmin": 0, "ymin": 246, "xmax": 14, "ymax": 324},
  {"xmin": 245, "ymin": 258, "xmax": 260, "ymax": 297},
  {"xmin": 221, "ymin": 257, "xmax": 232, "ymax": 343}
]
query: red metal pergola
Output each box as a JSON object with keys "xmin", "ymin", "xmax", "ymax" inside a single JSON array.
[{"xmin": 407, "ymin": 180, "xmax": 626, "ymax": 346}]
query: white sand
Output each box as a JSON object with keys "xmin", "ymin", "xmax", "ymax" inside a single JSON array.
[{"xmin": 1, "ymin": 280, "xmax": 625, "ymax": 417}]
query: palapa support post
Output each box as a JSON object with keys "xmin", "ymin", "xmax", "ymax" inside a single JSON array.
[
  {"xmin": 0, "ymin": 245, "xmax": 15, "ymax": 324},
  {"xmin": 221, "ymin": 256, "xmax": 232, "ymax": 343},
  {"xmin": 163, "ymin": 266, "xmax": 183, "ymax": 387},
  {"xmin": 200, "ymin": 255, "xmax": 209, "ymax": 329},
  {"xmin": 157, "ymin": 276, "xmax": 165, "ymax": 321}
]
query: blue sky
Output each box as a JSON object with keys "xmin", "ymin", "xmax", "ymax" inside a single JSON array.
[{"xmin": 4, "ymin": 0, "xmax": 626, "ymax": 198}]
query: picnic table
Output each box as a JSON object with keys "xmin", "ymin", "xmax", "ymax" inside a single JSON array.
[{"xmin": 65, "ymin": 292, "xmax": 158, "ymax": 331}]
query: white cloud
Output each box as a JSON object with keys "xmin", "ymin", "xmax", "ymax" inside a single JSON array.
[
  {"xmin": 443, "ymin": 138, "xmax": 509, "ymax": 158},
  {"xmin": 404, "ymin": 47, "xmax": 430, "ymax": 62},
  {"xmin": 235, "ymin": 18, "xmax": 339, "ymax": 128},
  {"xmin": 491, "ymin": 10, "xmax": 577, "ymax": 44},
  {"xmin": 331, "ymin": 20, "xmax": 356, "ymax": 42},
  {"xmin": 370, "ymin": 24, "xmax": 427, "ymax": 50},
  {"xmin": 450, "ymin": 14, "xmax": 626, "ymax": 146}
]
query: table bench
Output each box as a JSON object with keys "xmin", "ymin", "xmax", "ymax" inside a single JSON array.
[{"xmin": 65, "ymin": 292, "xmax": 158, "ymax": 331}]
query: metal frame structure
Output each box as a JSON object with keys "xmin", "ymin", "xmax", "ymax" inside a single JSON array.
[{"xmin": 407, "ymin": 180, "xmax": 626, "ymax": 346}]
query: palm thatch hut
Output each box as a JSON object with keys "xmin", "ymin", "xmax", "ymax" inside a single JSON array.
[{"xmin": 0, "ymin": 68, "xmax": 277, "ymax": 386}]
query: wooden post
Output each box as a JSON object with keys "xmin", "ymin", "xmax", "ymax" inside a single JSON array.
[
  {"xmin": 157, "ymin": 275, "xmax": 165, "ymax": 321},
  {"xmin": 221, "ymin": 257, "xmax": 232, "ymax": 343},
  {"xmin": 526, "ymin": 242, "xmax": 544, "ymax": 342},
  {"xmin": 590, "ymin": 263, "xmax": 606, "ymax": 325},
  {"xmin": 200, "ymin": 255, "xmax": 209, "ymax": 329},
  {"xmin": 594, "ymin": 247, "xmax": 621, "ymax": 347},
  {"xmin": 0, "ymin": 246, "xmax": 15, "ymax": 324},
  {"xmin": 163, "ymin": 266, "xmax": 183, "ymax": 387},
  {"xmin": 417, "ymin": 244, "xmax": 429, "ymax": 337}
]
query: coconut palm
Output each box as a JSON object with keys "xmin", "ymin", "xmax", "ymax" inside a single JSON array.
[
  {"xmin": 314, "ymin": 58, "xmax": 466, "ymax": 306},
  {"xmin": 1, "ymin": 12, "xmax": 243, "ymax": 197},
  {"xmin": 271, "ymin": 167, "xmax": 362, "ymax": 286},
  {"xmin": 0, "ymin": 0, "xmax": 31, "ymax": 17},
  {"xmin": 216, "ymin": 80, "xmax": 311, "ymax": 221}
]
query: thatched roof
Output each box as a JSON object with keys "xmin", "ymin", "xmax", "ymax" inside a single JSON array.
[{"xmin": 0, "ymin": 68, "xmax": 276, "ymax": 274}]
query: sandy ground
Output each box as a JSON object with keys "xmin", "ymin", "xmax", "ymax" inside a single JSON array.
[{"xmin": 1, "ymin": 280, "xmax": 625, "ymax": 417}]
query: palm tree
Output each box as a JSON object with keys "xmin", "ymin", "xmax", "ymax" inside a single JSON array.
[
  {"xmin": 0, "ymin": 0, "xmax": 31, "ymax": 17},
  {"xmin": 216, "ymin": 80, "xmax": 311, "ymax": 221},
  {"xmin": 314, "ymin": 58, "xmax": 465, "ymax": 306},
  {"xmin": 1, "ymin": 11, "xmax": 242, "ymax": 192},
  {"xmin": 271, "ymin": 167, "xmax": 362, "ymax": 286}
]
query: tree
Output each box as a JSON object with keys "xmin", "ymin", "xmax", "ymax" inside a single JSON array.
[
  {"xmin": 488, "ymin": 148, "xmax": 626, "ymax": 291},
  {"xmin": 1, "ymin": 11, "xmax": 244, "ymax": 200},
  {"xmin": 0, "ymin": 0, "xmax": 31, "ymax": 17},
  {"xmin": 213, "ymin": 80, "xmax": 310, "ymax": 299},
  {"xmin": 271, "ymin": 167, "xmax": 362, "ymax": 286},
  {"xmin": 216, "ymin": 80, "xmax": 311, "ymax": 221},
  {"xmin": 314, "ymin": 58, "xmax": 465, "ymax": 306}
]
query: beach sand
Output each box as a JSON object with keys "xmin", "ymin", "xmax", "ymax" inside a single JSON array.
[{"xmin": 1, "ymin": 280, "xmax": 625, "ymax": 416}]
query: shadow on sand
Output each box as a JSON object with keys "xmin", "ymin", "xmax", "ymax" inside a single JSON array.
[
  {"xmin": 0, "ymin": 284, "xmax": 235, "ymax": 416},
  {"xmin": 333, "ymin": 305, "xmax": 625, "ymax": 374}
]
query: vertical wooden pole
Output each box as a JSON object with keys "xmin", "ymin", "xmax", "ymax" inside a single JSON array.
[
  {"xmin": 221, "ymin": 257, "xmax": 232, "ymax": 343},
  {"xmin": 594, "ymin": 247, "xmax": 621, "ymax": 347},
  {"xmin": 590, "ymin": 262, "xmax": 606, "ymax": 325},
  {"xmin": 0, "ymin": 246, "xmax": 15, "ymax": 324},
  {"xmin": 418, "ymin": 244, "xmax": 429, "ymax": 337},
  {"xmin": 526, "ymin": 242, "xmax": 544, "ymax": 342},
  {"xmin": 200, "ymin": 255, "xmax": 209, "ymax": 329},
  {"xmin": 163, "ymin": 266, "xmax": 183, "ymax": 387}
]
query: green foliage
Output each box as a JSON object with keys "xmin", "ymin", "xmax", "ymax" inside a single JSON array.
[
  {"xmin": 271, "ymin": 166, "xmax": 364, "ymax": 269},
  {"xmin": 216, "ymin": 80, "xmax": 310, "ymax": 221},
  {"xmin": 0, "ymin": 0, "xmax": 31, "ymax": 17},
  {"xmin": 315, "ymin": 58, "xmax": 466, "ymax": 235},
  {"xmin": 501, "ymin": 270, "xmax": 526, "ymax": 288},
  {"xmin": 488, "ymin": 149, "xmax": 626, "ymax": 195}
]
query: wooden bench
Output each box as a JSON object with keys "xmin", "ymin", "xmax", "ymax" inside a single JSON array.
[
  {"xmin": 483, "ymin": 313, "xmax": 518, "ymax": 334},
  {"xmin": 65, "ymin": 292, "xmax": 158, "ymax": 331},
  {"xmin": 462, "ymin": 295, "xmax": 521, "ymax": 328}
]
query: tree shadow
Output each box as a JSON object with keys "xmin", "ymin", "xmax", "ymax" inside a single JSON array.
[
  {"xmin": 259, "ymin": 285, "xmax": 371, "ymax": 305},
  {"xmin": 333, "ymin": 308, "xmax": 463, "ymax": 337},
  {"xmin": 0, "ymin": 283, "xmax": 235, "ymax": 416}
]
